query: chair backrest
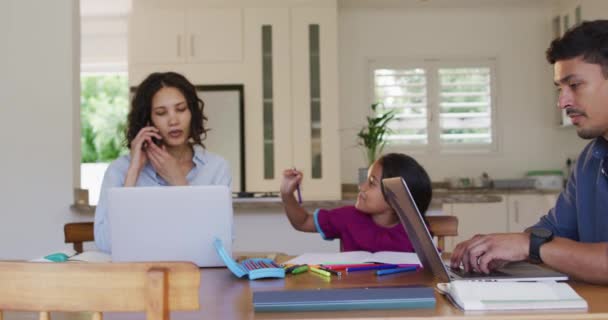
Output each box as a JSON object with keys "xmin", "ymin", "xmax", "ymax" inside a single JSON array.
[
  {"xmin": 0, "ymin": 261, "xmax": 200, "ymax": 320},
  {"xmin": 64, "ymin": 222, "xmax": 94, "ymax": 253},
  {"xmin": 426, "ymin": 215, "xmax": 458, "ymax": 251}
]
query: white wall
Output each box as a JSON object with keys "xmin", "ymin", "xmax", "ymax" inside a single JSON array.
[
  {"xmin": 0, "ymin": 0, "xmax": 86, "ymax": 259},
  {"xmin": 555, "ymin": 0, "xmax": 608, "ymax": 21},
  {"xmin": 338, "ymin": 4, "xmax": 589, "ymax": 183}
]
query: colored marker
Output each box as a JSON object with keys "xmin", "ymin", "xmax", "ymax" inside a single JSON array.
[
  {"xmin": 291, "ymin": 265, "xmax": 309, "ymax": 275},
  {"xmin": 346, "ymin": 264, "xmax": 399, "ymax": 273},
  {"xmin": 284, "ymin": 264, "xmax": 302, "ymax": 273},
  {"xmin": 318, "ymin": 266, "xmax": 342, "ymax": 277},
  {"xmin": 309, "ymin": 266, "xmax": 331, "ymax": 277},
  {"xmin": 376, "ymin": 266, "xmax": 418, "ymax": 276}
]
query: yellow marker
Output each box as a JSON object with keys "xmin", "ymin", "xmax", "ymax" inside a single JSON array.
[{"xmin": 309, "ymin": 266, "xmax": 331, "ymax": 277}]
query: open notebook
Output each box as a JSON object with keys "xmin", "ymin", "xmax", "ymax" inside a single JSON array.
[
  {"xmin": 437, "ymin": 281, "xmax": 587, "ymax": 311},
  {"xmin": 284, "ymin": 251, "xmax": 421, "ymax": 266}
]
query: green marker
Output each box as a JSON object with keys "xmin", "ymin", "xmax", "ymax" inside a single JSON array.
[{"xmin": 291, "ymin": 265, "xmax": 309, "ymax": 275}]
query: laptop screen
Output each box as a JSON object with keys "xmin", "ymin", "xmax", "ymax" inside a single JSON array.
[{"xmin": 382, "ymin": 177, "xmax": 451, "ymax": 282}]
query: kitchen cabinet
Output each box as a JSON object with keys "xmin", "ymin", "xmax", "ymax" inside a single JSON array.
[
  {"xmin": 506, "ymin": 194, "xmax": 558, "ymax": 232},
  {"xmin": 128, "ymin": 0, "xmax": 341, "ymax": 200},
  {"xmin": 129, "ymin": 4, "xmax": 243, "ymax": 65},
  {"xmin": 442, "ymin": 200, "xmax": 508, "ymax": 252},
  {"xmin": 243, "ymin": 5, "xmax": 340, "ymax": 199},
  {"xmin": 441, "ymin": 192, "xmax": 559, "ymax": 252}
]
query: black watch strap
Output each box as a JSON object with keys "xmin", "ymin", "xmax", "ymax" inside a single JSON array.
[{"xmin": 529, "ymin": 227, "xmax": 553, "ymax": 264}]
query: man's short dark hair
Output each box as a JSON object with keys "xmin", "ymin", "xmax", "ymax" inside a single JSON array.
[{"xmin": 546, "ymin": 20, "xmax": 608, "ymax": 78}]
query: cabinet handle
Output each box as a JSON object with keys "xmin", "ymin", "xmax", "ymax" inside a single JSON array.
[
  {"xmin": 190, "ymin": 35, "xmax": 194, "ymax": 57},
  {"xmin": 514, "ymin": 200, "xmax": 519, "ymax": 224},
  {"xmin": 177, "ymin": 35, "xmax": 181, "ymax": 57}
]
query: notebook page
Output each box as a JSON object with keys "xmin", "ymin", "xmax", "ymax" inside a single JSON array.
[
  {"xmin": 284, "ymin": 251, "xmax": 373, "ymax": 265},
  {"xmin": 366, "ymin": 251, "xmax": 421, "ymax": 265}
]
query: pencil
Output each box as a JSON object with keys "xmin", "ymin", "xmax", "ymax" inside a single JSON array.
[
  {"xmin": 292, "ymin": 167, "xmax": 302, "ymax": 204},
  {"xmin": 296, "ymin": 184, "xmax": 302, "ymax": 204}
]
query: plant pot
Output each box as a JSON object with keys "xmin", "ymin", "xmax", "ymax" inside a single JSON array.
[{"xmin": 358, "ymin": 167, "xmax": 369, "ymax": 185}]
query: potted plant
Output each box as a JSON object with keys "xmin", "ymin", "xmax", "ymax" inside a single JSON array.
[{"xmin": 357, "ymin": 103, "xmax": 395, "ymax": 182}]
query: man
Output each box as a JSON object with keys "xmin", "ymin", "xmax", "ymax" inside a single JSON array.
[{"xmin": 450, "ymin": 20, "xmax": 608, "ymax": 284}]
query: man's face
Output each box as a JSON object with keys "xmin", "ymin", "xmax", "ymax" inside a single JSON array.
[{"xmin": 554, "ymin": 57, "xmax": 608, "ymax": 139}]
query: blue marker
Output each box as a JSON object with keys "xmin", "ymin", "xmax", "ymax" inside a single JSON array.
[{"xmin": 376, "ymin": 266, "xmax": 418, "ymax": 276}]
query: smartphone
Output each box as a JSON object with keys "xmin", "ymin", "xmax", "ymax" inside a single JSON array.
[{"xmin": 151, "ymin": 136, "xmax": 162, "ymax": 147}]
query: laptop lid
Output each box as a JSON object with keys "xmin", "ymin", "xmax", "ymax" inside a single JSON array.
[
  {"xmin": 382, "ymin": 177, "xmax": 451, "ymax": 282},
  {"xmin": 108, "ymin": 185, "xmax": 233, "ymax": 267},
  {"xmin": 381, "ymin": 177, "xmax": 568, "ymax": 282}
]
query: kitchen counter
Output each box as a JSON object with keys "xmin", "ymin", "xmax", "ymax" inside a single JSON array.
[{"xmin": 72, "ymin": 187, "xmax": 560, "ymax": 214}]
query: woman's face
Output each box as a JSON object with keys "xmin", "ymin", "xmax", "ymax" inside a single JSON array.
[{"xmin": 150, "ymin": 86, "xmax": 192, "ymax": 148}]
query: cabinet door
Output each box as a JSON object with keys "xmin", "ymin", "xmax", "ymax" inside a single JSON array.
[
  {"xmin": 444, "ymin": 201, "xmax": 508, "ymax": 252},
  {"xmin": 244, "ymin": 8, "xmax": 292, "ymax": 192},
  {"xmin": 129, "ymin": 9, "xmax": 185, "ymax": 65},
  {"xmin": 507, "ymin": 194, "xmax": 558, "ymax": 232},
  {"xmin": 186, "ymin": 9, "xmax": 243, "ymax": 63},
  {"xmin": 290, "ymin": 7, "xmax": 340, "ymax": 200}
]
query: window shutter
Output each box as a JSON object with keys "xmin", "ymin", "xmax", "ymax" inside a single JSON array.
[
  {"xmin": 438, "ymin": 67, "xmax": 492, "ymax": 145},
  {"xmin": 373, "ymin": 68, "xmax": 428, "ymax": 145}
]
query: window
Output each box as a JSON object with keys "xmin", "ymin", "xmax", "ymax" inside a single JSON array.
[
  {"xmin": 371, "ymin": 59, "xmax": 496, "ymax": 152},
  {"xmin": 80, "ymin": 73, "xmax": 129, "ymax": 205}
]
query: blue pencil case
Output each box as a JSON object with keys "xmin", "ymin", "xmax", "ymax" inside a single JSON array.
[{"xmin": 213, "ymin": 238, "xmax": 285, "ymax": 280}]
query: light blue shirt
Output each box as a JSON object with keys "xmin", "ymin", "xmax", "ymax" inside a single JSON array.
[{"xmin": 94, "ymin": 145, "xmax": 232, "ymax": 253}]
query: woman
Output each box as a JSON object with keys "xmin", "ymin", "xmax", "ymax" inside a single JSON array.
[{"xmin": 94, "ymin": 72, "xmax": 231, "ymax": 253}]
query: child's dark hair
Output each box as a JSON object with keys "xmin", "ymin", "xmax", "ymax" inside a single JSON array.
[
  {"xmin": 378, "ymin": 153, "xmax": 432, "ymax": 215},
  {"xmin": 126, "ymin": 72, "xmax": 208, "ymax": 149}
]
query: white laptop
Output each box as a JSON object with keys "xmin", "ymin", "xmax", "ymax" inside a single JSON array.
[
  {"xmin": 108, "ymin": 185, "xmax": 233, "ymax": 267},
  {"xmin": 382, "ymin": 177, "xmax": 568, "ymax": 282}
]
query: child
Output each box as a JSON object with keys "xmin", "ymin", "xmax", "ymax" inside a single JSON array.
[{"xmin": 280, "ymin": 153, "xmax": 432, "ymax": 252}]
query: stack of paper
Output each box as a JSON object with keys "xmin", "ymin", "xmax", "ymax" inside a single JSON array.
[
  {"xmin": 437, "ymin": 281, "xmax": 588, "ymax": 311},
  {"xmin": 284, "ymin": 251, "xmax": 421, "ymax": 266}
]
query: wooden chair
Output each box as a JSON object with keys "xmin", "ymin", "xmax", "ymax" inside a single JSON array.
[
  {"xmin": 0, "ymin": 261, "xmax": 200, "ymax": 320},
  {"xmin": 426, "ymin": 215, "xmax": 459, "ymax": 251},
  {"xmin": 64, "ymin": 222, "xmax": 94, "ymax": 253}
]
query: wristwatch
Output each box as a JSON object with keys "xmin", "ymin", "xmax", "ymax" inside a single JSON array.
[{"xmin": 528, "ymin": 227, "xmax": 554, "ymax": 264}]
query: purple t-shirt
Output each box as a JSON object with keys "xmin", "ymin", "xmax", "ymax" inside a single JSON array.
[{"xmin": 313, "ymin": 206, "xmax": 415, "ymax": 252}]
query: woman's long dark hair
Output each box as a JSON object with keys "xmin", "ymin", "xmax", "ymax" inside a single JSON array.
[{"xmin": 126, "ymin": 72, "xmax": 207, "ymax": 148}]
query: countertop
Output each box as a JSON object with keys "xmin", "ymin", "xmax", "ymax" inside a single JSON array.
[{"xmin": 72, "ymin": 187, "xmax": 560, "ymax": 214}]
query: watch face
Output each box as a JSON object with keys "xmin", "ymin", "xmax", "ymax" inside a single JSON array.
[{"xmin": 532, "ymin": 227, "xmax": 552, "ymax": 239}]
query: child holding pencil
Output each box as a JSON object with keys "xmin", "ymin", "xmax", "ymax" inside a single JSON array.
[{"xmin": 280, "ymin": 153, "xmax": 432, "ymax": 252}]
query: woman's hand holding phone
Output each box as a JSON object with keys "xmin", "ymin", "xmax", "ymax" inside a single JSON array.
[
  {"xmin": 124, "ymin": 126, "xmax": 162, "ymax": 187},
  {"xmin": 129, "ymin": 126, "xmax": 162, "ymax": 172}
]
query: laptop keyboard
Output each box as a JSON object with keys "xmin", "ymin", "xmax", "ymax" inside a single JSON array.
[{"xmin": 447, "ymin": 265, "xmax": 509, "ymax": 278}]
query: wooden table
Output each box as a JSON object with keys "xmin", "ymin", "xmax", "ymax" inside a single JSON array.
[{"xmin": 98, "ymin": 267, "xmax": 608, "ymax": 320}]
